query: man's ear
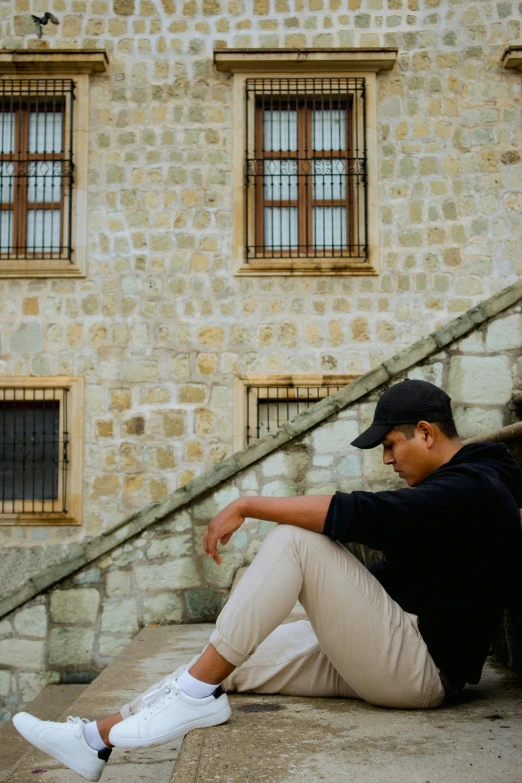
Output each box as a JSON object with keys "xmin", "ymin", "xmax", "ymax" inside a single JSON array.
[{"xmin": 417, "ymin": 420, "xmax": 434, "ymax": 444}]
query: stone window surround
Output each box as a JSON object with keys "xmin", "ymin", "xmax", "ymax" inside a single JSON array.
[
  {"xmin": 214, "ymin": 48, "xmax": 398, "ymax": 277},
  {"xmin": 233, "ymin": 372, "xmax": 358, "ymax": 451},
  {"xmin": 0, "ymin": 376, "xmax": 84, "ymax": 526},
  {"xmin": 0, "ymin": 50, "xmax": 109, "ymax": 278}
]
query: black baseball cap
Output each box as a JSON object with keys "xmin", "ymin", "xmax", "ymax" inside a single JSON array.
[{"xmin": 351, "ymin": 379, "xmax": 454, "ymax": 450}]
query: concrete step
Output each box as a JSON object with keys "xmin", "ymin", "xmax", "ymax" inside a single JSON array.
[
  {"xmin": 170, "ymin": 660, "xmax": 522, "ymax": 783},
  {"xmin": 8, "ymin": 624, "xmax": 212, "ymax": 783},
  {"xmin": 0, "ymin": 684, "xmax": 87, "ymax": 782}
]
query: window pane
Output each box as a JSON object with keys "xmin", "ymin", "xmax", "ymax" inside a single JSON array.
[
  {"xmin": 313, "ymin": 207, "xmax": 347, "ymax": 249},
  {"xmin": 0, "ymin": 401, "xmax": 59, "ymax": 501},
  {"xmin": 264, "ymin": 207, "xmax": 298, "ymax": 249},
  {"xmin": 263, "ymin": 110, "xmax": 298, "ymax": 152},
  {"xmin": 263, "ymin": 159, "xmax": 298, "ymax": 201},
  {"xmin": 0, "ymin": 211, "xmax": 13, "ymax": 251},
  {"xmin": 27, "ymin": 161, "xmax": 62, "ymax": 203},
  {"xmin": 28, "ymin": 111, "xmax": 63, "ymax": 154},
  {"xmin": 26, "ymin": 210, "xmax": 61, "ymax": 252},
  {"xmin": 0, "ymin": 162, "xmax": 14, "ymax": 203},
  {"xmin": 313, "ymin": 159, "xmax": 346, "ymax": 201},
  {"xmin": 0, "ymin": 113, "xmax": 14, "ymax": 154},
  {"xmin": 312, "ymin": 109, "xmax": 346, "ymax": 151}
]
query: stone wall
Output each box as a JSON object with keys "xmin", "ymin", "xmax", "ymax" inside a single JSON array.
[
  {"xmin": 1, "ymin": 0, "xmax": 522, "ymax": 569},
  {"xmin": 0, "ymin": 290, "xmax": 520, "ymax": 722}
]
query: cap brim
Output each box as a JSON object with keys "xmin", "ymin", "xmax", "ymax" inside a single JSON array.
[{"xmin": 350, "ymin": 423, "xmax": 391, "ymax": 450}]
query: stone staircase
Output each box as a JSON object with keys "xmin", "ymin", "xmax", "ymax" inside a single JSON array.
[
  {"xmin": 4, "ymin": 565, "xmax": 522, "ymax": 783},
  {"xmin": 3, "ymin": 623, "xmax": 521, "ymax": 783}
]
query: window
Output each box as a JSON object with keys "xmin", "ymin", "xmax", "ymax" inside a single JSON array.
[
  {"xmin": 233, "ymin": 374, "xmax": 357, "ymax": 450},
  {"xmin": 0, "ymin": 378, "xmax": 83, "ymax": 525},
  {"xmin": 246, "ymin": 77, "xmax": 367, "ymax": 261},
  {"xmin": 215, "ymin": 48, "xmax": 397, "ymax": 275},
  {"xmin": 0, "ymin": 79, "xmax": 74, "ymax": 261},
  {"xmin": 0, "ymin": 50, "xmax": 109, "ymax": 277}
]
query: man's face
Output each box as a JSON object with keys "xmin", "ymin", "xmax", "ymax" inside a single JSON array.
[{"xmin": 381, "ymin": 427, "xmax": 433, "ymax": 487}]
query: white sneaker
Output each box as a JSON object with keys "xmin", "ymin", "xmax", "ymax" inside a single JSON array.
[
  {"xmin": 12, "ymin": 713, "xmax": 111, "ymax": 782},
  {"xmin": 109, "ymin": 679, "xmax": 231, "ymax": 749}
]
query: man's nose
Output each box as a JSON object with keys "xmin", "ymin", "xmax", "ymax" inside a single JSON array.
[{"xmin": 383, "ymin": 450, "xmax": 394, "ymax": 465}]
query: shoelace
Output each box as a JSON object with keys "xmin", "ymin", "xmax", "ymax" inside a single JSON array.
[
  {"xmin": 65, "ymin": 716, "xmax": 89, "ymax": 737},
  {"xmin": 141, "ymin": 679, "xmax": 180, "ymax": 714}
]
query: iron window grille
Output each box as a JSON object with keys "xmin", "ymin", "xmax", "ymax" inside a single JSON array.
[
  {"xmin": 245, "ymin": 77, "xmax": 368, "ymax": 261},
  {"xmin": 0, "ymin": 386, "xmax": 69, "ymax": 515},
  {"xmin": 245, "ymin": 383, "xmax": 343, "ymax": 444},
  {"xmin": 0, "ymin": 79, "xmax": 75, "ymax": 261}
]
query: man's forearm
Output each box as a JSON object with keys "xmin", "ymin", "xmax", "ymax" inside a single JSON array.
[{"xmin": 236, "ymin": 495, "xmax": 332, "ymax": 533}]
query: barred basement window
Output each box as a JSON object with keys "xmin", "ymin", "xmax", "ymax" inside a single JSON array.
[
  {"xmin": 0, "ymin": 378, "xmax": 83, "ymax": 525},
  {"xmin": 234, "ymin": 375, "xmax": 357, "ymax": 448},
  {"xmin": 245, "ymin": 78, "xmax": 367, "ymax": 261},
  {"xmin": 0, "ymin": 79, "xmax": 74, "ymax": 261}
]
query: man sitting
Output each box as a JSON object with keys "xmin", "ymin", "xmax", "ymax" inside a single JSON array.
[{"xmin": 13, "ymin": 379, "xmax": 522, "ymax": 782}]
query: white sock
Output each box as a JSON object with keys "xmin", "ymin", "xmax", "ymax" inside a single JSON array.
[
  {"xmin": 83, "ymin": 721, "xmax": 110, "ymax": 752},
  {"xmin": 177, "ymin": 670, "xmax": 218, "ymax": 699}
]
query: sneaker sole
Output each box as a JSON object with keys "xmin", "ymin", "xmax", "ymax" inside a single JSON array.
[
  {"xmin": 111, "ymin": 702, "xmax": 232, "ymax": 749},
  {"xmin": 12, "ymin": 715, "xmax": 104, "ymax": 783}
]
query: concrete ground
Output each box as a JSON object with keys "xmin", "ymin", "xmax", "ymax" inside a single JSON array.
[
  {"xmin": 172, "ymin": 662, "xmax": 522, "ymax": 783},
  {"xmin": 4, "ymin": 622, "xmax": 522, "ymax": 783}
]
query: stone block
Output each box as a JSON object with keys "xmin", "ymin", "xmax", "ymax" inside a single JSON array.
[
  {"xmin": 74, "ymin": 569, "xmax": 101, "ymax": 585},
  {"xmin": 0, "ymin": 670, "xmax": 10, "ymax": 696},
  {"xmin": 485, "ymin": 314, "xmax": 522, "ymax": 352},
  {"xmin": 101, "ymin": 599, "xmax": 139, "ymax": 635},
  {"xmin": 148, "ymin": 534, "xmax": 192, "ymax": 560},
  {"xmin": 9, "ymin": 323, "xmax": 43, "ymax": 353},
  {"xmin": 185, "ymin": 587, "xmax": 218, "ymax": 622},
  {"xmin": 143, "ymin": 593, "xmax": 183, "ymax": 624},
  {"xmin": 448, "ymin": 356, "xmax": 513, "ymax": 405},
  {"xmin": 50, "ymin": 589, "xmax": 100, "ymax": 624},
  {"xmin": 0, "ymin": 639, "xmax": 45, "ymax": 670},
  {"xmin": 106, "ymin": 571, "xmax": 132, "ymax": 597},
  {"xmin": 123, "ymin": 362, "xmax": 159, "ymax": 383},
  {"xmin": 99, "ymin": 636, "xmax": 132, "ymax": 658},
  {"xmin": 453, "ymin": 407, "xmax": 504, "ymax": 440},
  {"xmin": 19, "ymin": 672, "xmax": 47, "ymax": 703},
  {"xmin": 179, "ymin": 384, "xmax": 207, "ymax": 403},
  {"xmin": 407, "ymin": 362, "xmax": 444, "ymax": 387},
  {"xmin": 261, "ymin": 479, "xmax": 298, "ymax": 497},
  {"xmin": 311, "ymin": 419, "xmax": 359, "ymax": 454},
  {"xmin": 135, "ymin": 559, "xmax": 201, "ymax": 591},
  {"xmin": 48, "ymin": 628, "xmax": 94, "ymax": 666},
  {"xmin": 202, "ymin": 551, "xmax": 244, "ymax": 588},
  {"xmin": 14, "ymin": 605, "xmax": 47, "ymax": 638},
  {"xmin": 337, "ymin": 455, "xmax": 362, "ymax": 479}
]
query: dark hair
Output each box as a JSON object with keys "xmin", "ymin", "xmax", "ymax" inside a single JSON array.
[{"xmin": 393, "ymin": 420, "xmax": 459, "ymax": 440}]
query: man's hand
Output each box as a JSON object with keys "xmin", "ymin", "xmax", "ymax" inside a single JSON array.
[
  {"xmin": 203, "ymin": 494, "xmax": 332, "ymax": 565},
  {"xmin": 204, "ymin": 499, "xmax": 245, "ymax": 565}
]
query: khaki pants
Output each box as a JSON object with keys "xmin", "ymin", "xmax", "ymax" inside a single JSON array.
[{"xmin": 121, "ymin": 525, "xmax": 445, "ymax": 717}]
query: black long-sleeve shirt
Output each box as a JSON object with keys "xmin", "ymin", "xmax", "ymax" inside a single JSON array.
[{"xmin": 323, "ymin": 442, "xmax": 522, "ymax": 686}]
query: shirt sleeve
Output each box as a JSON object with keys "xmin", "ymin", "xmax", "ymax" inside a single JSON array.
[{"xmin": 323, "ymin": 470, "xmax": 484, "ymax": 551}]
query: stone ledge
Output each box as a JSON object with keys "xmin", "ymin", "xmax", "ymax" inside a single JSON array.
[
  {"xmin": 0, "ymin": 50, "xmax": 110, "ymax": 74},
  {"xmin": 0, "ymin": 279, "xmax": 521, "ymax": 620}
]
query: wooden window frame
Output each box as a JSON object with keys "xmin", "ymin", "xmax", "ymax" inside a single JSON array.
[
  {"xmin": 0, "ymin": 50, "xmax": 109, "ymax": 277},
  {"xmin": 214, "ymin": 48, "xmax": 398, "ymax": 276},
  {"xmin": 233, "ymin": 374, "xmax": 358, "ymax": 451},
  {"xmin": 1, "ymin": 95, "xmax": 69, "ymax": 260},
  {"xmin": 253, "ymin": 95, "xmax": 356, "ymax": 258},
  {"xmin": 0, "ymin": 376, "xmax": 84, "ymax": 525}
]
